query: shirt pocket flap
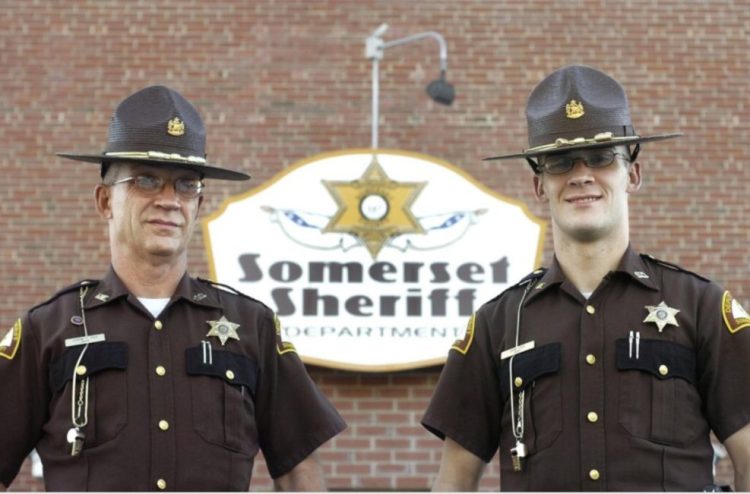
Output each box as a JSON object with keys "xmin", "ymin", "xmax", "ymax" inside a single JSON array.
[
  {"xmin": 49, "ymin": 342, "xmax": 129, "ymax": 392},
  {"xmin": 616, "ymin": 338, "xmax": 696, "ymax": 384},
  {"xmin": 185, "ymin": 347, "xmax": 258, "ymax": 396},
  {"xmin": 498, "ymin": 342, "xmax": 561, "ymax": 402}
]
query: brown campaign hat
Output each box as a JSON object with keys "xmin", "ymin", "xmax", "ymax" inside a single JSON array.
[
  {"xmin": 58, "ymin": 85, "xmax": 250, "ymax": 181},
  {"xmin": 484, "ymin": 65, "xmax": 681, "ymax": 166}
]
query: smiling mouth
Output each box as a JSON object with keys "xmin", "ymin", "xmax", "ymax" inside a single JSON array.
[
  {"xmin": 566, "ymin": 195, "xmax": 601, "ymax": 204},
  {"xmin": 148, "ymin": 220, "xmax": 181, "ymax": 228}
]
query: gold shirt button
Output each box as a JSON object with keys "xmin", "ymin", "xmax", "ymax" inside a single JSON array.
[
  {"xmin": 585, "ymin": 354, "xmax": 596, "ymax": 365},
  {"xmin": 156, "ymin": 479, "xmax": 167, "ymax": 490},
  {"xmin": 154, "ymin": 320, "xmax": 163, "ymax": 331},
  {"xmin": 659, "ymin": 364, "xmax": 669, "ymax": 376},
  {"xmin": 589, "ymin": 469, "xmax": 600, "ymax": 480},
  {"xmin": 75, "ymin": 365, "xmax": 87, "ymax": 376},
  {"xmin": 586, "ymin": 305, "xmax": 596, "ymax": 315},
  {"xmin": 155, "ymin": 366, "xmax": 166, "ymax": 376},
  {"xmin": 587, "ymin": 411, "xmax": 599, "ymax": 423},
  {"xmin": 514, "ymin": 377, "xmax": 523, "ymax": 388},
  {"xmin": 158, "ymin": 420, "xmax": 169, "ymax": 431},
  {"xmin": 225, "ymin": 370, "xmax": 235, "ymax": 380}
]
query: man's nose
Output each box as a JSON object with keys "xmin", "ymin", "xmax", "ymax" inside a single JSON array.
[
  {"xmin": 567, "ymin": 159, "xmax": 594, "ymax": 185},
  {"xmin": 153, "ymin": 180, "xmax": 182, "ymax": 205}
]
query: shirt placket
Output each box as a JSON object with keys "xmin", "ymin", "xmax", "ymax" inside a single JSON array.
[
  {"xmin": 579, "ymin": 293, "xmax": 607, "ymax": 490},
  {"xmin": 149, "ymin": 313, "xmax": 177, "ymax": 490}
]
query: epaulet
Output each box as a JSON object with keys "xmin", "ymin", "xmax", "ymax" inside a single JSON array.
[
  {"xmin": 639, "ymin": 253, "xmax": 711, "ymax": 283},
  {"xmin": 197, "ymin": 277, "xmax": 273, "ymax": 309},
  {"xmin": 484, "ymin": 267, "xmax": 547, "ymax": 305},
  {"xmin": 517, "ymin": 268, "xmax": 548, "ymax": 286},
  {"xmin": 29, "ymin": 279, "xmax": 100, "ymax": 313}
]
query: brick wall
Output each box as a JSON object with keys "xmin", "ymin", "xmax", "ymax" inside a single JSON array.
[{"xmin": 2, "ymin": 0, "xmax": 747, "ymax": 491}]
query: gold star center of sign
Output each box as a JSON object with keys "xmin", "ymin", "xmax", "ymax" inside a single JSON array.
[
  {"xmin": 322, "ymin": 156, "xmax": 426, "ymax": 258},
  {"xmin": 206, "ymin": 316, "xmax": 240, "ymax": 345},
  {"xmin": 643, "ymin": 301, "xmax": 680, "ymax": 332}
]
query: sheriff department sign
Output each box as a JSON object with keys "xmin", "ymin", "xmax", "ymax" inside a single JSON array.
[{"xmin": 203, "ymin": 149, "xmax": 545, "ymax": 371}]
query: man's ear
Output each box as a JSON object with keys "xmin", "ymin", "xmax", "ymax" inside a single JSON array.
[
  {"xmin": 533, "ymin": 174, "xmax": 548, "ymax": 202},
  {"xmin": 94, "ymin": 184, "xmax": 113, "ymax": 220},
  {"xmin": 627, "ymin": 161, "xmax": 642, "ymax": 193}
]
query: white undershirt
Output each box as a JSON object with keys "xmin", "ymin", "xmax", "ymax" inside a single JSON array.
[
  {"xmin": 580, "ymin": 291, "xmax": 593, "ymax": 300},
  {"xmin": 138, "ymin": 297, "xmax": 170, "ymax": 318}
]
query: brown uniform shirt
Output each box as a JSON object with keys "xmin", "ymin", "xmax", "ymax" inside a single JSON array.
[
  {"xmin": 0, "ymin": 268, "xmax": 346, "ymax": 491},
  {"xmin": 422, "ymin": 246, "xmax": 750, "ymax": 491}
]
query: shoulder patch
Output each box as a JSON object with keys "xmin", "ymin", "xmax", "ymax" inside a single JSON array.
[
  {"xmin": 29, "ymin": 279, "xmax": 99, "ymax": 313},
  {"xmin": 722, "ymin": 291, "xmax": 750, "ymax": 334},
  {"xmin": 273, "ymin": 315, "xmax": 297, "ymax": 355},
  {"xmin": 640, "ymin": 254, "xmax": 710, "ymax": 282},
  {"xmin": 0, "ymin": 318, "xmax": 22, "ymax": 360},
  {"xmin": 450, "ymin": 313, "xmax": 476, "ymax": 355}
]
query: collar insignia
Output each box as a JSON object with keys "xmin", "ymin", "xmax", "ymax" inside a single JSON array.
[
  {"xmin": 206, "ymin": 316, "xmax": 240, "ymax": 346},
  {"xmin": 94, "ymin": 293, "xmax": 110, "ymax": 302},
  {"xmin": 722, "ymin": 291, "xmax": 750, "ymax": 334},
  {"xmin": 565, "ymin": 99, "xmax": 585, "ymax": 119},
  {"xmin": 643, "ymin": 301, "xmax": 680, "ymax": 332},
  {"xmin": 192, "ymin": 293, "xmax": 207, "ymax": 301},
  {"xmin": 167, "ymin": 117, "xmax": 185, "ymax": 136},
  {"xmin": 634, "ymin": 271, "xmax": 650, "ymax": 279}
]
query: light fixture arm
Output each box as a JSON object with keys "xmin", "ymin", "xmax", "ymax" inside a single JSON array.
[{"xmin": 366, "ymin": 25, "xmax": 450, "ymax": 149}]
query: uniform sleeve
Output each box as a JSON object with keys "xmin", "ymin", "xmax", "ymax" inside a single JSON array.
[
  {"xmin": 697, "ymin": 284, "xmax": 750, "ymax": 442},
  {"xmin": 421, "ymin": 308, "xmax": 503, "ymax": 463},
  {"xmin": 0, "ymin": 314, "xmax": 48, "ymax": 487},
  {"xmin": 253, "ymin": 313, "xmax": 346, "ymax": 479}
]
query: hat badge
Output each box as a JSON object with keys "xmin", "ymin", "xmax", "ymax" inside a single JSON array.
[
  {"xmin": 565, "ymin": 99, "xmax": 585, "ymax": 119},
  {"xmin": 167, "ymin": 117, "xmax": 185, "ymax": 136}
]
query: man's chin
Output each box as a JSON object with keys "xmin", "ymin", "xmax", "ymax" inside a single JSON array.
[
  {"xmin": 144, "ymin": 242, "xmax": 185, "ymax": 260},
  {"xmin": 566, "ymin": 224, "xmax": 611, "ymax": 243}
]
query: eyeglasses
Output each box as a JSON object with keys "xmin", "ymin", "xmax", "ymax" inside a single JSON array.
[
  {"xmin": 108, "ymin": 174, "xmax": 204, "ymax": 199},
  {"xmin": 536, "ymin": 149, "xmax": 629, "ymax": 175}
]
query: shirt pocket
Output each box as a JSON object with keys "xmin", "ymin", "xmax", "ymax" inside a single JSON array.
[
  {"xmin": 49, "ymin": 342, "xmax": 129, "ymax": 448},
  {"xmin": 186, "ymin": 347, "xmax": 259, "ymax": 456},
  {"xmin": 497, "ymin": 343, "xmax": 562, "ymax": 453},
  {"xmin": 616, "ymin": 338, "xmax": 707, "ymax": 446}
]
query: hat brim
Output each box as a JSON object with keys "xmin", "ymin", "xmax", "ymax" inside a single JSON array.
[
  {"xmin": 57, "ymin": 152, "xmax": 251, "ymax": 181},
  {"xmin": 483, "ymin": 133, "xmax": 682, "ymax": 161}
]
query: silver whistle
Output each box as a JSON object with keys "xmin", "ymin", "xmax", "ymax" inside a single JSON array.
[
  {"xmin": 510, "ymin": 440, "xmax": 527, "ymax": 472},
  {"xmin": 67, "ymin": 427, "xmax": 85, "ymax": 457}
]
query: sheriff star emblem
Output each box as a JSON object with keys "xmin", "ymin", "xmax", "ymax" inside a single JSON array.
[
  {"xmin": 206, "ymin": 316, "xmax": 240, "ymax": 346},
  {"xmin": 322, "ymin": 155, "xmax": 425, "ymax": 259},
  {"xmin": 643, "ymin": 301, "xmax": 680, "ymax": 332}
]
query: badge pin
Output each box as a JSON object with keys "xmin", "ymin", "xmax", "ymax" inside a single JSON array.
[
  {"xmin": 206, "ymin": 316, "xmax": 240, "ymax": 346},
  {"xmin": 167, "ymin": 117, "xmax": 185, "ymax": 136},
  {"xmin": 94, "ymin": 293, "xmax": 110, "ymax": 302},
  {"xmin": 643, "ymin": 301, "xmax": 680, "ymax": 332},
  {"xmin": 565, "ymin": 99, "xmax": 585, "ymax": 119}
]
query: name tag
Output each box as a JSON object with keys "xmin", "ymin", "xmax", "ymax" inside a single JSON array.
[
  {"xmin": 65, "ymin": 334, "xmax": 106, "ymax": 347},
  {"xmin": 500, "ymin": 341, "xmax": 535, "ymax": 360}
]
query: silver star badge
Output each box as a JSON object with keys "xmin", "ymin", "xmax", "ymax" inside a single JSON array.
[
  {"xmin": 643, "ymin": 301, "xmax": 680, "ymax": 332},
  {"xmin": 206, "ymin": 316, "xmax": 240, "ymax": 346}
]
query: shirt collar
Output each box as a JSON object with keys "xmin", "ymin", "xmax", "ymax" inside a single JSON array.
[
  {"xmin": 84, "ymin": 266, "xmax": 222, "ymax": 310},
  {"xmin": 525, "ymin": 244, "xmax": 658, "ymax": 304}
]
